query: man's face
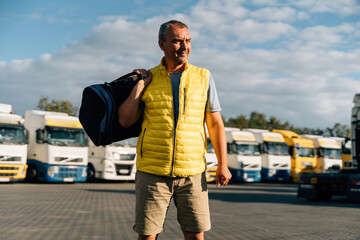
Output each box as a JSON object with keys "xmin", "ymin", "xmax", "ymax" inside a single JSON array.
[{"xmin": 159, "ymin": 25, "xmax": 191, "ymax": 68}]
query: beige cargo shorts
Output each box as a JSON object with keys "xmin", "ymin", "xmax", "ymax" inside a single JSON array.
[{"xmin": 133, "ymin": 170, "xmax": 211, "ymax": 235}]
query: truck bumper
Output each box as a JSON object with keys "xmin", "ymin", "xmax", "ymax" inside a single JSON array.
[
  {"xmin": 229, "ymin": 168, "xmax": 261, "ymax": 183},
  {"xmin": 261, "ymin": 168, "xmax": 291, "ymax": 182},
  {"xmin": 0, "ymin": 164, "xmax": 27, "ymax": 181}
]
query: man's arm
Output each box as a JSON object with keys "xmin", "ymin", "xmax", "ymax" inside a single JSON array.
[
  {"xmin": 205, "ymin": 111, "xmax": 232, "ymax": 187},
  {"xmin": 118, "ymin": 69, "xmax": 152, "ymax": 128}
]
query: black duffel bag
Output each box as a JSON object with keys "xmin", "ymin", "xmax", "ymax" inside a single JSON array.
[{"xmin": 79, "ymin": 72, "xmax": 144, "ymax": 146}]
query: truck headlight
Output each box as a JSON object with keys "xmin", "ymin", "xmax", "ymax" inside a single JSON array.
[
  {"xmin": 48, "ymin": 167, "xmax": 54, "ymax": 178},
  {"xmin": 268, "ymin": 169, "xmax": 276, "ymax": 177},
  {"xmin": 20, "ymin": 166, "xmax": 26, "ymax": 175},
  {"xmin": 113, "ymin": 153, "xmax": 121, "ymax": 160},
  {"xmin": 82, "ymin": 167, "xmax": 87, "ymax": 177},
  {"xmin": 48, "ymin": 166, "xmax": 59, "ymax": 178}
]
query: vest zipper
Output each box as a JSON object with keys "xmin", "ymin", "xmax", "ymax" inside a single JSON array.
[
  {"xmin": 183, "ymin": 88, "xmax": 186, "ymax": 115},
  {"xmin": 140, "ymin": 128, "xmax": 146, "ymax": 157},
  {"xmin": 169, "ymin": 75, "xmax": 177, "ymax": 178}
]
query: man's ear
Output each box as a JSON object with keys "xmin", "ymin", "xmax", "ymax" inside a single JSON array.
[{"xmin": 158, "ymin": 39, "xmax": 165, "ymax": 51}]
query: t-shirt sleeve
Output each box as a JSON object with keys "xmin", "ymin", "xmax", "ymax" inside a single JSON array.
[{"xmin": 206, "ymin": 72, "xmax": 222, "ymax": 112}]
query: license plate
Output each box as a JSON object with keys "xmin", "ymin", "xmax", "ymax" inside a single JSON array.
[
  {"xmin": 246, "ymin": 178, "xmax": 254, "ymax": 182},
  {"xmin": 63, "ymin": 178, "xmax": 74, "ymax": 182},
  {"xmin": 0, "ymin": 178, "xmax": 10, "ymax": 182}
]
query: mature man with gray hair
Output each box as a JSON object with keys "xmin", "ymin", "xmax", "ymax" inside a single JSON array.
[{"xmin": 119, "ymin": 20, "xmax": 232, "ymax": 240}]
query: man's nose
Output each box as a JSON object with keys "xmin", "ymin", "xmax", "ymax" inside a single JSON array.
[{"xmin": 180, "ymin": 41, "xmax": 188, "ymax": 49}]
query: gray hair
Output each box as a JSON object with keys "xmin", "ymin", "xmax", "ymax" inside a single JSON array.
[{"xmin": 158, "ymin": 20, "xmax": 188, "ymax": 41}]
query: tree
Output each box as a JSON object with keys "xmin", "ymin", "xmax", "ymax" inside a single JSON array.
[
  {"xmin": 248, "ymin": 111, "xmax": 268, "ymax": 129},
  {"xmin": 225, "ymin": 114, "xmax": 248, "ymax": 129},
  {"xmin": 223, "ymin": 111, "xmax": 349, "ymax": 138},
  {"xmin": 37, "ymin": 96, "xmax": 79, "ymax": 116},
  {"xmin": 324, "ymin": 123, "xmax": 350, "ymax": 138}
]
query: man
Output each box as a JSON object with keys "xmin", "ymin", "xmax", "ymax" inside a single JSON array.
[{"xmin": 119, "ymin": 20, "xmax": 232, "ymax": 240}]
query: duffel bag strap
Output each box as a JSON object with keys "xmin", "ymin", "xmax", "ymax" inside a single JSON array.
[{"xmin": 111, "ymin": 72, "xmax": 144, "ymax": 84}]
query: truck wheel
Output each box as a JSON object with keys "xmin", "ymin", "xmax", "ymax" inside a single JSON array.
[
  {"xmin": 26, "ymin": 165, "xmax": 38, "ymax": 183},
  {"xmin": 317, "ymin": 186, "xmax": 332, "ymax": 201},
  {"xmin": 87, "ymin": 164, "xmax": 96, "ymax": 182}
]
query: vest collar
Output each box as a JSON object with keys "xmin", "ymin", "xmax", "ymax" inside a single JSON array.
[{"xmin": 159, "ymin": 57, "xmax": 189, "ymax": 76}]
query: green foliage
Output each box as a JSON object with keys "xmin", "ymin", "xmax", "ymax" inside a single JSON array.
[
  {"xmin": 37, "ymin": 96, "xmax": 79, "ymax": 116},
  {"xmin": 223, "ymin": 111, "xmax": 350, "ymax": 138}
]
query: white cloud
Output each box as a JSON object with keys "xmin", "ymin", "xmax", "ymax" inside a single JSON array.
[
  {"xmin": 250, "ymin": 7, "xmax": 298, "ymax": 22},
  {"xmin": 293, "ymin": 0, "xmax": 360, "ymax": 16}
]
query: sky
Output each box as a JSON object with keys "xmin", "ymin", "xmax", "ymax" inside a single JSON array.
[{"xmin": 1, "ymin": 0, "xmax": 360, "ymax": 129}]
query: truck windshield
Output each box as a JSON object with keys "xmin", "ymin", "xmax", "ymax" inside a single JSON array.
[
  {"xmin": 207, "ymin": 138, "xmax": 215, "ymax": 153},
  {"xmin": 0, "ymin": 123, "xmax": 26, "ymax": 145},
  {"xmin": 320, "ymin": 148, "xmax": 342, "ymax": 159},
  {"xmin": 46, "ymin": 126, "xmax": 87, "ymax": 147},
  {"xmin": 264, "ymin": 141, "xmax": 289, "ymax": 155},
  {"xmin": 111, "ymin": 137, "xmax": 138, "ymax": 147},
  {"xmin": 296, "ymin": 147, "xmax": 315, "ymax": 158},
  {"xmin": 235, "ymin": 143, "xmax": 260, "ymax": 156}
]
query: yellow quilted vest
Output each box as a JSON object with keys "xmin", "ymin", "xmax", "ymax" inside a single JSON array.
[{"xmin": 136, "ymin": 60, "xmax": 210, "ymax": 177}]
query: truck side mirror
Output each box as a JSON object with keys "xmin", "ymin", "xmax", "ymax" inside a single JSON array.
[
  {"xmin": 25, "ymin": 129, "xmax": 29, "ymax": 144},
  {"xmin": 36, "ymin": 129, "xmax": 45, "ymax": 144},
  {"xmin": 260, "ymin": 144, "xmax": 265, "ymax": 153},
  {"xmin": 289, "ymin": 146, "xmax": 294, "ymax": 156}
]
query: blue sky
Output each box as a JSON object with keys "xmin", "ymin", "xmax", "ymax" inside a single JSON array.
[{"xmin": 1, "ymin": 0, "xmax": 360, "ymax": 129}]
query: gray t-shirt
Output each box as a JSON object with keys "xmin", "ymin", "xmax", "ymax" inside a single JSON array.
[{"xmin": 170, "ymin": 72, "xmax": 221, "ymax": 125}]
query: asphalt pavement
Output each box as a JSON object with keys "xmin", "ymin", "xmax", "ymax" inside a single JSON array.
[{"xmin": 1, "ymin": 182, "xmax": 360, "ymax": 240}]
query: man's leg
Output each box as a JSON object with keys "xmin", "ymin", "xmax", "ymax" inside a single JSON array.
[
  {"xmin": 137, "ymin": 234, "xmax": 158, "ymax": 240},
  {"xmin": 175, "ymin": 172, "xmax": 211, "ymax": 237},
  {"xmin": 183, "ymin": 231, "xmax": 204, "ymax": 240},
  {"xmin": 134, "ymin": 171, "xmax": 173, "ymax": 237}
]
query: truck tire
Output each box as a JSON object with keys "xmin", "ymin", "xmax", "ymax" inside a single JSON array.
[
  {"xmin": 317, "ymin": 185, "xmax": 332, "ymax": 201},
  {"xmin": 87, "ymin": 164, "xmax": 96, "ymax": 182},
  {"xmin": 26, "ymin": 164, "xmax": 38, "ymax": 183}
]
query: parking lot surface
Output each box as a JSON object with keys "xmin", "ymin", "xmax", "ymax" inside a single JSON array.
[{"xmin": 1, "ymin": 182, "xmax": 360, "ymax": 240}]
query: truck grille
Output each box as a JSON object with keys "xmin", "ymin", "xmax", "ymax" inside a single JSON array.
[
  {"xmin": 0, "ymin": 156, "xmax": 21, "ymax": 162},
  {"xmin": 273, "ymin": 163, "xmax": 289, "ymax": 168},
  {"xmin": 243, "ymin": 164, "xmax": 259, "ymax": 168},
  {"xmin": 55, "ymin": 157, "xmax": 83, "ymax": 163},
  {"xmin": 0, "ymin": 173, "xmax": 17, "ymax": 176},
  {"xmin": 58, "ymin": 167, "xmax": 78, "ymax": 178},
  {"xmin": 117, "ymin": 154, "xmax": 135, "ymax": 161},
  {"xmin": 115, "ymin": 164, "xmax": 133, "ymax": 176},
  {"xmin": 301, "ymin": 162, "xmax": 313, "ymax": 167},
  {"xmin": 0, "ymin": 166, "xmax": 18, "ymax": 170},
  {"xmin": 0, "ymin": 166, "xmax": 19, "ymax": 176}
]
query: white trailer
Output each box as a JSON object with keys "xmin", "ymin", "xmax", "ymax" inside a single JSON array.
[
  {"xmin": 24, "ymin": 110, "xmax": 88, "ymax": 182},
  {"xmin": 226, "ymin": 127, "xmax": 261, "ymax": 182},
  {"xmin": 0, "ymin": 104, "xmax": 28, "ymax": 182},
  {"xmin": 87, "ymin": 137, "xmax": 138, "ymax": 181}
]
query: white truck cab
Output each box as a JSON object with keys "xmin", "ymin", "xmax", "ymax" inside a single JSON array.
[
  {"xmin": 226, "ymin": 127, "xmax": 261, "ymax": 182},
  {"xmin": 302, "ymin": 135, "xmax": 342, "ymax": 173},
  {"xmin": 25, "ymin": 110, "xmax": 88, "ymax": 182},
  {"xmin": 87, "ymin": 137, "xmax": 138, "ymax": 181},
  {"xmin": 0, "ymin": 104, "xmax": 28, "ymax": 182},
  {"xmin": 245, "ymin": 129, "xmax": 291, "ymax": 182}
]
